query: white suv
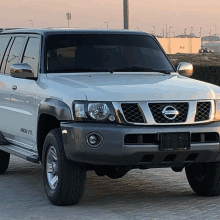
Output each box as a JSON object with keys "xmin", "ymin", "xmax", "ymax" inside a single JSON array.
[{"xmin": 0, "ymin": 28, "xmax": 220, "ymax": 206}]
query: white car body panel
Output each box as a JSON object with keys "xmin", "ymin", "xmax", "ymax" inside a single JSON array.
[{"xmin": 45, "ymin": 72, "xmax": 220, "ymax": 103}]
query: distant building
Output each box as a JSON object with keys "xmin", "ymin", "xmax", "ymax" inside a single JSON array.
[
  {"xmin": 175, "ymin": 34, "xmax": 198, "ymax": 38},
  {"xmin": 157, "ymin": 37, "xmax": 201, "ymax": 54}
]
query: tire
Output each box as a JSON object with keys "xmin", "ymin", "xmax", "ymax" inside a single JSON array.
[
  {"xmin": 0, "ymin": 150, "xmax": 10, "ymax": 174},
  {"xmin": 185, "ymin": 162, "xmax": 220, "ymax": 197},
  {"xmin": 42, "ymin": 128, "xmax": 87, "ymax": 206}
]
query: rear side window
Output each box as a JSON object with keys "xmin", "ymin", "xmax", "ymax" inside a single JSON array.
[
  {"xmin": 4, "ymin": 37, "xmax": 26, "ymax": 74},
  {"xmin": 0, "ymin": 36, "xmax": 10, "ymax": 68},
  {"xmin": 22, "ymin": 37, "xmax": 40, "ymax": 76}
]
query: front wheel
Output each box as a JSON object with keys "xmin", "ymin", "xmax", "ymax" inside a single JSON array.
[
  {"xmin": 185, "ymin": 162, "xmax": 220, "ymax": 197},
  {"xmin": 42, "ymin": 128, "xmax": 87, "ymax": 206}
]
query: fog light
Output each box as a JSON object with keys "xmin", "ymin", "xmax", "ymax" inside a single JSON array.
[
  {"xmin": 88, "ymin": 135, "xmax": 98, "ymax": 145},
  {"xmin": 86, "ymin": 132, "xmax": 104, "ymax": 148}
]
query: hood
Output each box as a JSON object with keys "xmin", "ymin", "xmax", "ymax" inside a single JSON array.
[{"xmin": 46, "ymin": 72, "xmax": 220, "ymax": 101}]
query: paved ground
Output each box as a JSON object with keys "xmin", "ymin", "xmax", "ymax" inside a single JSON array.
[{"xmin": 1, "ymin": 156, "xmax": 220, "ymax": 220}]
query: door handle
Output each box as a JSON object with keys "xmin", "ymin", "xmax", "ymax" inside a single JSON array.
[{"xmin": 12, "ymin": 85, "xmax": 17, "ymax": 90}]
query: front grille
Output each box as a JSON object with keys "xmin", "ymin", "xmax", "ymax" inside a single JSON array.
[
  {"xmin": 195, "ymin": 102, "xmax": 211, "ymax": 122},
  {"xmin": 121, "ymin": 103, "xmax": 144, "ymax": 123},
  {"xmin": 148, "ymin": 103, "xmax": 188, "ymax": 123}
]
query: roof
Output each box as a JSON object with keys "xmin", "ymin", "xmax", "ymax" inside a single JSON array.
[
  {"xmin": 0, "ymin": 28, "xmax": 151, "ymax": 37},
  {"xmin": 202, "ymin": 35, "xmax": 220, "ymax": 41},
  {"xmin": 204, "ymin": 42, "xmax": 220, "ymax": 46}
]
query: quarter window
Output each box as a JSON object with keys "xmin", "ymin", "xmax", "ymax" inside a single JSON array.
[
  {"xmin": 22, "ymin": 38, "xmax": 40, "ymax": 76},
  {"xmin": 0, "ymin": 36, "xmax": 10, "ymax": 69},
  {"xmin": 5, "ymin": 37, "xmax": 26, "ymax": 74}
]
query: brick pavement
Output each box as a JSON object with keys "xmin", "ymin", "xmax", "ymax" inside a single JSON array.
[{"xmin": 1, "ymin": 156, "xmax": 220, "ymax": 220}]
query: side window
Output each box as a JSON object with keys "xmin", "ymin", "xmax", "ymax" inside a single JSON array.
[
  {"xmin": 0, "ymin": 37, "xmax": 13, "ymax": 73},
  {"xmin": 22, "ymin": 38, "xmax": 40, "ymax": 76},
  {"xmin": 0, "ymin": 36, "xmax": 10, "ymax": 68},
  {"xmin": 5, "ymin": 37, "xmax": 26, "ymax": 74}
]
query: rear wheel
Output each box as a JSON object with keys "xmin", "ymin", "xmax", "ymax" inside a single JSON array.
[
  {"xmin": 42, "ymin": 128, "xmax": 87, "ymax": 206},
  {"xmin": 185, "ymin": 162, "xmax": 220, "ymax": 197},
  {"xmin": 0, "ymin": 150, "xmax": 10, "ymax": 174}
]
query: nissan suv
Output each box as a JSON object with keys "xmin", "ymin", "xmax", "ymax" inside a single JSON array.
[{"xmin": 0, "ymin": 28, "xmax": 220, "ymax": 206}]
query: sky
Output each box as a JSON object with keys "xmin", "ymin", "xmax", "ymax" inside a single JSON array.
[{"xmin": 0, "ymin": 0, "xmax": 220, "ymax": 37}]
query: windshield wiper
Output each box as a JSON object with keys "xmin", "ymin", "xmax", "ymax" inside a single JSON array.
[
  {"xmin": 69, "ymin": 67, "xmax": 102, "ymax": 72},
  {"xmin": 112, "ymin": 66, "xmax": 155, "ymax": 72},
  {"xmin": 49, "ymin": 67, "xmax": 109, "ymax": 73},
  {"xmin": 111, "ymin": 66, "xmax": 171, "ymax": 74},
  {"xmin": 154, "ymin": 70, "xmax": 171, "ymax": 74},
  {"xmin": 48, "ymin": 66, "xmax": 171, "ymax": 74}
]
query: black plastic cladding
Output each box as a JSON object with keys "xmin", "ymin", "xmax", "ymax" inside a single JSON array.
[{"xmin": 38, "ymin": 98, "xmax": 72, "ymax": 121}]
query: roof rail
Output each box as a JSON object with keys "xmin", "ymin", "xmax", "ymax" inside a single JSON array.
[{"xmin": 0, "ymin": 27, "xmax": 30, "ymax": 33}]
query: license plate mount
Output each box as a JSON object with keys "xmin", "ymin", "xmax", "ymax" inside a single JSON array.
[{"xmin": 159, "ymin": 132, "xmax": 190, "ymax": 151}]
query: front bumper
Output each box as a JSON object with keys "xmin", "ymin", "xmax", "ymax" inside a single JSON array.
[{"xmin": 60, "ymin": 122, "xmax": 220, "ymax": 167}]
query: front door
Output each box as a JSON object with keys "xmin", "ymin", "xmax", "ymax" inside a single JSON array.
[
  {"xmin": 7, "ymin": 36, "xmax": 41, "ymax": 151},
  {"xmin": 0, "ymin": 36, "xmax": 27, "ymax": 140}
]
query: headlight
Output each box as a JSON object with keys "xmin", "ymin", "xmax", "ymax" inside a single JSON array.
[
  {"xmin": 74, "ymin": 101, "xmax": 116, "ymax": 122},
  {"xmin": 88, "ymin": 103, "xmax": 110, "ymax": 120},
  {"xmin": 214, "ymin": 100, "xmax": 220, "ymax": 121}
]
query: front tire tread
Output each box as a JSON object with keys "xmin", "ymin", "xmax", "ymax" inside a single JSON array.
[{"xmin": 42, "ymin": 128, "xmax": 86, "ymax": 206}]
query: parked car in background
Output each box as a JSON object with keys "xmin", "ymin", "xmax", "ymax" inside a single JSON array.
[{"xmin": 199, "ymin": 46, "xmax": 214, "ymax": 53}]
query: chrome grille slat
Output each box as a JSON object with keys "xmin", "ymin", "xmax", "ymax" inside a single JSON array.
[
  {"xmin": 148, "ymin": 102, "xmax": 188, "ymax": 123},
  {"xmin": 195, "ymin": 102, "xmax": 211, "ymax": 122}
]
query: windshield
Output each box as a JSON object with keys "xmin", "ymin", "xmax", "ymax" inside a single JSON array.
[{"xmin": 45, "ymin": 34, "xmax": 175, "ymax": 73}]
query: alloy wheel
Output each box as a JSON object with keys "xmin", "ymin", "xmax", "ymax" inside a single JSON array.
[{"xmin": 46, "ymin": 146, "xmax": 59, "ymax": 190}]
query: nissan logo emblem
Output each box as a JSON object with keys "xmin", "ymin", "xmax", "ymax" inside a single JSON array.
[{"xmin": 162, "ymin": 106, "xmax": 179, "ymax": 120}]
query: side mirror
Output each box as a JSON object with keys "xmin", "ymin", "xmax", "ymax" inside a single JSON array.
[
  {"xmin": 10, "ymin": 63, "xmax": 37, "ymax": 80},
  {"xmin": 177, "ymin": 62, "xmax": 193, "ymax": 77}
]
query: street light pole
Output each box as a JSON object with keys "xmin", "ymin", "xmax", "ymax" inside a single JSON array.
[
  {"xmin": 153, "ymin": 26, "xmax": 155, "ymax": 35},
  {"xmin": 123, "ymin": 0, "xmax": 129, "ymax": 29},
  {"xmin": 29, "ymin": 20, "xmax": 33, "ymax": 28},
  {"xmin": 200, "ymin": 27, "xmax": 202, "ymax": 37},
  {"xmin": 190, "ymin": 27, "xmax": 193, "ymax": 35},
  {"xmin": 162, "ymin": 29, "xmax": 164, "ymax": 37},
  {"xmin": 169, "ymin": 26, "xmax": 172, "ymax": 38},
  {"xmin": 104, "ymin": 22, "xmax": 108, "ymax": 29},
  {"xmin": 66, "ymin": 12, "xmax": 71, "ymax": 28},
  {"xmin": 214, "ymin": 25, "xmax": 217, "ymax": 36},
  {"xmin": 184, "ymin": 28, "xmax": 187, "ymax": 35},
  {"xmin": 165, "ymin": 23, "xmax": 167, "ymax": 38}
]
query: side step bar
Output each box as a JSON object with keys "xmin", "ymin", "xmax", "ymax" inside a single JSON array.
[{"xmin": 0, "ymin": 144, "xmax": 39, "ymax": 163}]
